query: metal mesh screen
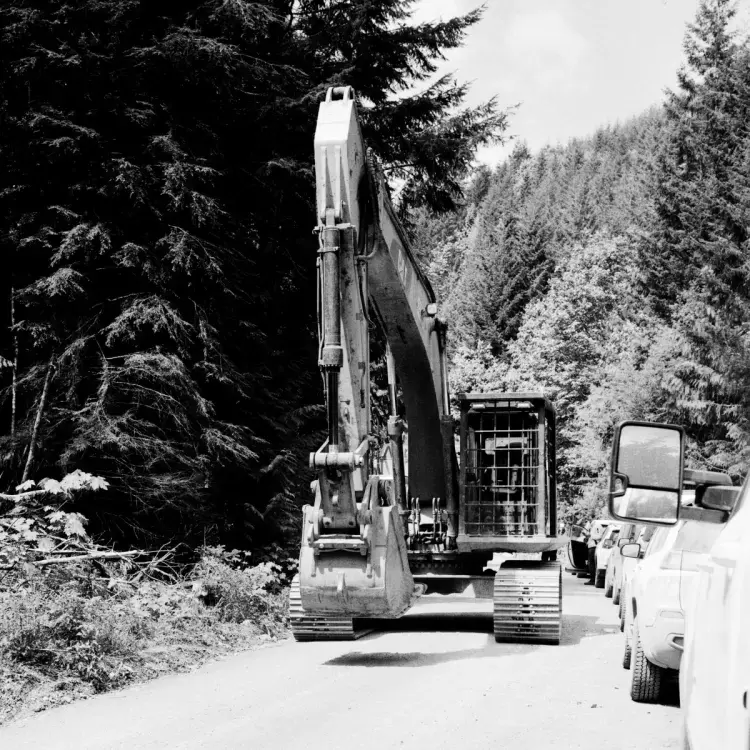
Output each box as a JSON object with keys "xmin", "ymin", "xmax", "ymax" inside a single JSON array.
[{"xmin": 464, "ymin": 407, "xmax": 540, "ymax": 536}]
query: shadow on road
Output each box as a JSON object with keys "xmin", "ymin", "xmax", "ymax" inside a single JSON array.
[
  {"xmin": 324, "ymin": 640, "xmax": 496, "ymax": 668},
  {"xmin": 322, "ymin": 611, "xmax": 616, "ymax": 668},
  {"xmin": 322, "ymin": 634, "xmax": 540, "ymax": 668},
  {"xmin": 354, "ymin": 611, "xmax": 615, "ymax": 643}
]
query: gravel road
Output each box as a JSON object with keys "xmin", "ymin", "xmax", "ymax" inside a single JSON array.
[{"xmin": 0, "ymin": 570, "xmax": 681, "ymax": 750}]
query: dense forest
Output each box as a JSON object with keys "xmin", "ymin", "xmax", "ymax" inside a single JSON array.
[
  {"xmin": 2, "ymin": 0, "xmax": 749, "ymax": 551},
  {"xmin": 413, "ymin": 0, "xmax": 750, "ymax": 522},
  {"xmin": 0, "ymin": 0, "xmax": 506, "ymax": 551},
  {"xmin": 8, "ymin": 0, "xmax": 750, "ymax": 721}
]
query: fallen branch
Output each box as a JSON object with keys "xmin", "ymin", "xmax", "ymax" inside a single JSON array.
[
  {"xmin": 0, "ymin": 489, "xmax": 50, "ymax": 503},
  {"xmin": 35, "ymin": 550, "xmax": 145, "ymax": 567}
]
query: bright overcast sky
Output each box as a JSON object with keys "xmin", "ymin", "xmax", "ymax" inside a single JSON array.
[{"xmin": 411, "ymin": 0, "xmax": 750, "ymax": 166}]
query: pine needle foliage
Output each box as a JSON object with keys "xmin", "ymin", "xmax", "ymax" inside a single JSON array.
[
  {"xmin": 646, "ymin": 0, "xmax": 750, "ymax": 473},
  {"xmin": 0, "ymin": 1, "xmax": 507, "ymax": 548}
]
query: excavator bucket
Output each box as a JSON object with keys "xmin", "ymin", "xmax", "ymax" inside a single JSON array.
[{"xmin": 298, "ymin": 479, "xmax": 421, "ymax": 618}]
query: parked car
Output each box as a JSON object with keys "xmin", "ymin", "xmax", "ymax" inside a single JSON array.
[
  {"xmin": 566, "ymin": 523, "xmax": 589, "ymax": 576},
  {"xmin": 623, "ymin": 517, "xmax": 724, "ymax": 702},
  {"xmin": 593, "ymin": 523, "xmax": 621, "ymax": 588},
  {"xmin": 680, "ymin": 481, "xmax": 749, "ymax": 750},
  {"xmin": 618, "ymin": 525, "xmax": 654, "ymax": 632},
  {"xmin": 604, "ymin": 522, "xmax": 641, "ymax": 601},
  {"xmin": 619, "ymin": 492, "xmax": 693, "ymax": 633}
]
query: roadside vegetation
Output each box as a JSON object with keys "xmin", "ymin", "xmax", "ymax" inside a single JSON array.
[{"xmin": 0, "ymin": 472, "xmax": 292, "ymax": 725}]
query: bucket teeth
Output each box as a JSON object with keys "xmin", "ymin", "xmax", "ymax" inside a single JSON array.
[
  {"xmin": 493, "ymin": 561, "xmax": 562, "ymax": 645},
  {"xmin": 289, "ymin": 575, "xmax": 373, "ymax": 641}
]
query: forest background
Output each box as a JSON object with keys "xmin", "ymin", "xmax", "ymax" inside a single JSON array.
[
  {"xmin": 418, "ymin": 0, "xmax": 750, "ymax": 522},
  {"xmin": 2, "ymin": 0, "xmax": 749, "ymax": 560},
  {"xmin": 2, "ymin": 0, "xmax": 749, "ymax": 718}
]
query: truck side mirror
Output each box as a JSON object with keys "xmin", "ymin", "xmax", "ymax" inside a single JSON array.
[
  {"xmin": 609, "ymin": 421, "xmax": 684, "ymax": 526},
  {"xmin": 620, "ymin": 543, "xmax": 641, "ymax": 559},
  {"xmin": 699, "ymin": 485, "xmax": 739, "ymax": 513}
]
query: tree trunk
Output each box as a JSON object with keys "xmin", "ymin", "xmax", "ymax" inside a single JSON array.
[
  {"xmin": 10, "ymin": 291, "xmax": 17, "ymax": 446},
  {"xmin": 21, "ymin": 355, "xmax": 55, "ymax": 484}
]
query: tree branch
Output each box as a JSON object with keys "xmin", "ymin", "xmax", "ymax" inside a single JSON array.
[
  {"xmin": 0, "ymin": 489, "xmax": 50, "ymax": 503},
  {"xmin": 35, "ymin": 550, "xmax": 145, "ymax": 567}
]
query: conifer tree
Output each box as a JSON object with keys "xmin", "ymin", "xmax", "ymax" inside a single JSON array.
[
  {"xmin": 0, "ymin": 0, "xmax": 508, "ymax": 548},
  {"xmin": 648, "ymin": 0, "xmax": 750, "ymax": 472}
]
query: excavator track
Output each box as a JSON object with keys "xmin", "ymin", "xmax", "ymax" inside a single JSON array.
[
  {"xmin": 288, "ymin": 575, "xmax": 373, "ymax": 642},
  {"xmin": 493, "ymin": 561, "xmax": 562, "ymax": 645}
]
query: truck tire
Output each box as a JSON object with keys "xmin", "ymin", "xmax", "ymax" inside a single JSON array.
[
  {"xmin": 618, "ymin": 596, "xmax": 625, "ymax": 631},
  {"xmin": 595, "ymin": 569, "xmax": 605, "ymax": 588},
  {"xmin": 613, "ymin": 583, "xmax": 620, "ymax": 605},
  {"xmin": 605, "ymin": 577, "xmax": 613, "ymax": 598},
  {"xmin": 622, "ymin": 635, "xmax": 632, "ymax": 669},
  {"xmin": 630, "ymin": 624, "xmax": 663, "ymax": 702}
]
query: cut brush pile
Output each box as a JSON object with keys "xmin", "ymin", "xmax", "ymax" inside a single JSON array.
[{"xmin": 0, "ymin": 471, "xmax": 292, "ymax": 726}]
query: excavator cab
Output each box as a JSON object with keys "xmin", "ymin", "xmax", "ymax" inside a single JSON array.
[{"xmin": 459, "ymin": 393, "xmax": 556, "ymax": 544}]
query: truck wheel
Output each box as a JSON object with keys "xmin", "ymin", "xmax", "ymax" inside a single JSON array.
[
  {"xmin": 595, "ymin": 569, "xmax": 605, "ymax": 588},
  {"xmin": 630, "ymin": 624, "xmax": 663, "ymax": 702},
  {"xmin": 613, "ymin": 584, "xmax": 620, "ymax": 605},
  {"xmin": 604, "ymin": 577, "xmax": 613, "ymax": 598},
  {"xmin": 618, "ymin": 597, "xmax": 625, "ymax": 631},
  {"xmin": 622, "ymin": 635, "xmax": 632, "ymax": 669}
]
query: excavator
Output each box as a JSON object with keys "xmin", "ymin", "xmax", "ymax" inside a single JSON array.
[{"xmin": 289, "ymin": 86, "xmax": 568, "ymax": 644}]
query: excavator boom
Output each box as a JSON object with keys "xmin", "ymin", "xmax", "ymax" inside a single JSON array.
[{"xmin": 297, "ymin": 87, "xmax": 456, "ymax": 620}]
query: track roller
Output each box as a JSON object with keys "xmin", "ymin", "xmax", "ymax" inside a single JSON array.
[
  {"xmin": 493, "ymin": 561, "xmax": 562, "ymax": 645},
  {"xmin": 288, "ymin": 575, "xmax": 373, "ymax": 641}
]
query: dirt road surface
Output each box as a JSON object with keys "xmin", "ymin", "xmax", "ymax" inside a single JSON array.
[{"xmin": 0, "ymin": 571, "xmax": 681, "ymax": 750}]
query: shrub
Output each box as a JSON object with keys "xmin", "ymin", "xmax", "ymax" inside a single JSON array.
[
  {"xmin": 192, "ymin": 548, "xmax": 288, "ymax": 634},
  {"xmin": 0, "ymin": 580, "xmax": 149, "ymax": 692}
]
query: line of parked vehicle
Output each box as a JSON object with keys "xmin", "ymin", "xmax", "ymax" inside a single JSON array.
[{"xmin": 600, "ymin": 420, "xmax": 750, "ymax": 750}]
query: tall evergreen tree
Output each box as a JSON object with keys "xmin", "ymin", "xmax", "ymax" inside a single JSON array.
[
  {"xmin": 648, "ymin": 0, "xmax": 750, "ymax": 473},
  {"xmin": 0, "ymin": 1, "xmax": 507, "ymax": 548}
]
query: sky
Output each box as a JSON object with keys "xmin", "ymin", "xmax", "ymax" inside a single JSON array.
[{"xmin": 411, "ymin": 0, "xmax": 750, "ymax": 166}]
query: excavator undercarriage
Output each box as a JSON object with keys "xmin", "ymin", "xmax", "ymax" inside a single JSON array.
[{"xmin": 291, "ymin": 86, "xmax": 568, "ymax": 644}]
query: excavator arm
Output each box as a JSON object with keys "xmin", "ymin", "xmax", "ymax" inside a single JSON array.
[{"xmin": 297, "ymin": 86, "xmax": 458, "ymax": 619}]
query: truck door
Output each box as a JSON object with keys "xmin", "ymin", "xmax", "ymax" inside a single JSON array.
[{"xmin": 689, "ymin": 478, "xmax": 750, "ymax": 750}]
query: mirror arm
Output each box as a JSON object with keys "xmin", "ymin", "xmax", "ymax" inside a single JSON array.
[
  {"xmin": 684, "ymin": 468, "xmax": 732, "ymax": 487},
  {"xmin": 611, "ymin": 471, "xmax": 628, "ymax": 497}
]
